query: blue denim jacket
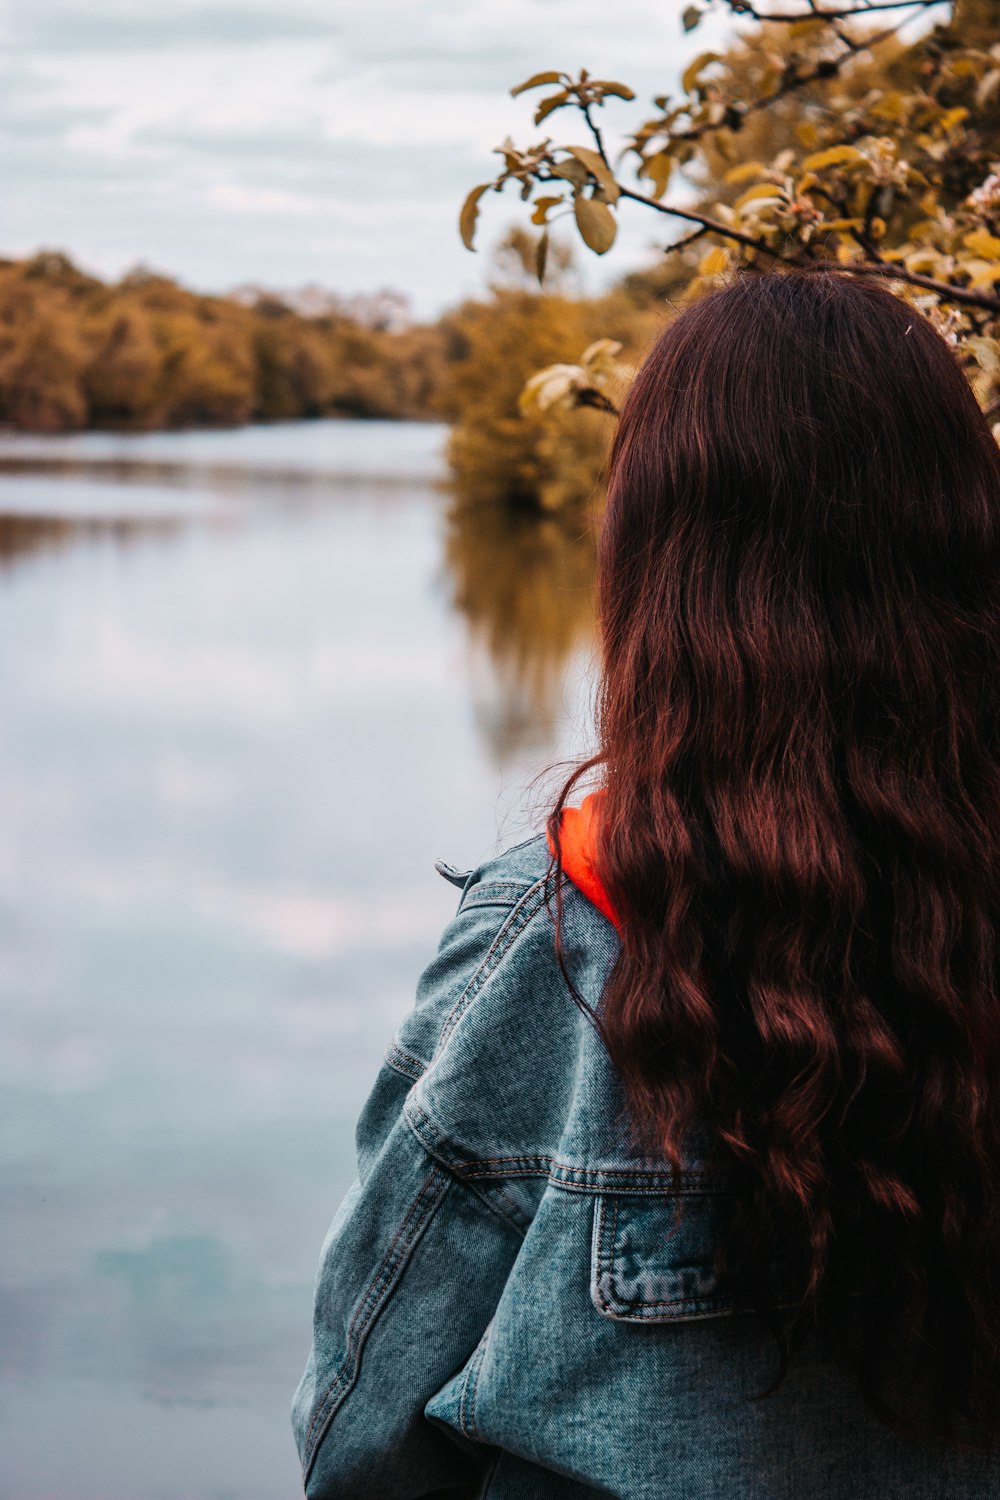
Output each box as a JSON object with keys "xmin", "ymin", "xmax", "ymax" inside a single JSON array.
[{"xmin": 292, "ymin": 833, "xmax": 1000, "ymax": 1498}]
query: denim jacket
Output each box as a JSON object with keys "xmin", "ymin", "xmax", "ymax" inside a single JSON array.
[{"xmin": 291, "ymin": 832, "xmax": 1000, "ymax": 1499}]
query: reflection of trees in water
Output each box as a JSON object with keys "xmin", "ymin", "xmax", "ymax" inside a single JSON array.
[
  {"xmin": 444, "ymin": 497, "xmax": 598, "ymax": 761},
  {"xmin": 0, "ymin": 512, "xmax": 181, "ymax": 571}
]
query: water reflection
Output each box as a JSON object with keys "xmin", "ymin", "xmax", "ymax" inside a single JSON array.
[
  {"xmin": 0, "ymin": 420, "xmax": 597, "ymax": 1500},
  {"xmin": 0, "ymin": 512, "xmax": 182, "ymax": 569},
  {"xmin": 444, "ymin": 497, "xmax": 598, "ymax": 759}
]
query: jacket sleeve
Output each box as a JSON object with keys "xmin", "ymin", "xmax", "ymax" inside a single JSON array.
[{"xmin": 291, "ymin": 875, "xmax": 534, "ymax": 1500}]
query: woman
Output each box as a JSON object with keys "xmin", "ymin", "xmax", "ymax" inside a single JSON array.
[{"xmin": 292, "ymin": 270, "xmax": 1000, "ymax": 1497}]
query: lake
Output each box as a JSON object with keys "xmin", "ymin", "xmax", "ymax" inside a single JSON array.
[{"xmin": 0, "ymin": 420, "xmax": 598, "ymax": 1500}]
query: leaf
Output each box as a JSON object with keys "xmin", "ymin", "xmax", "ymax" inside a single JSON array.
[
  {"xmin": 963, "ymin": 227, "xmax": 1000, "ymax": 258},
  {"xmin": 970, "ymin": 264, "xmax": 1000, "ymax": 289},
  {"xmin": 976, "ymin": 69, "xmax": 1000, "ymax": 110},
  {"xmin": 573, "ymin": 195, "xmax": 617, "ymax": 254},
  {"xmin": 550, "ymin": 158, "xmax": 588, "ymax": 187},
  {"xmin": 536, "ymin": 230, "xmax": 549, "ymax": 286},
  {"xmin": 801, "ymin": 144, "xmax": 866, "ymax": 171},
  {"xmin": 459, "ymin": 184, "xmax": 490, "ymax": 251},
  {"xmin": 520, "ymin": 363, "xmax": 583, "ymax": 415},
  {"xmin": 682, "ymin": 5, "xmax": 702, "ymax": 31},
  {"xmin": 735, "ymin": 182, "xmax": 787, "ymax": 210},
  {"xmin": 565, "ymin": 145, "xmax": 621, "ymax": 202},
  {"xmin": 638, "ymin": 150, "xmax": 672, "ymax": 199},
  {"xmin": 904, "ymin": 248, "xmax": 945, "ymax": 274},
  {"xmin": 681, "ymin": 51, "xmax": 722, "ymax": 96},
  {"xmin": 511, "ymin": 71, "xmax": 563, "ymax": 96},
  {"xmin": 581, "ymin": 338, "xmax": 623, "ymax": 367},
  {"xmin": 590, "ymin": 79, "xmax": 637, "ymax": 100},
  {"xmin": 966, "ymin": 336, "xmax": 1000, "ymax": 375},
  {"xmin": 723, "ymin": 160, "xmax": 768, "ymax": 185},
  {"xmin": 530, "ymin": 195, "xmax": 564, "ymax": 225},
  {"xmin": 938, "ymin": 105, "xmax": 969, "ymax": 133},
  {"xmin": 870, "ymin": 89, "xmax": 907, "ymax": 122},
  {"xmin": 535, "ymin": 91, "xmax": 570, "ymax": 124},
  {"xmin": 699, "ymin": 247, "xmax": 729, "ymax": 275},
  {"xmin": 787, "ymin": 17, "xmax": 826, "ymax": 37}
]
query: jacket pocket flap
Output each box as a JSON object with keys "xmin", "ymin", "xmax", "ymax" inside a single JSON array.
[{"xmin": 590, "ymin": 1191, "xmax": 736, "ymax": 1324}]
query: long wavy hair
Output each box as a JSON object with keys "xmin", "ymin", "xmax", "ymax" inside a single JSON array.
[{"xmin": 548, "ymin": 269, "xmax": 1000, "ymax": 1444}]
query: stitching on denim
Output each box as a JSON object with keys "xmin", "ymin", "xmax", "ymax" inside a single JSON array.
[
  {"xmin": 303, "ymin": 1169, "xmax": 445, "ymax": 1461},
  {"xmin": 302, "ymin": 1164, "xmax": 450, "ymax": 1477},
  {"xmin": 437, "ymin": 872, "xmax": 559, "ymax": 1052},
  {"xmin": 303, "ymin": 1176, "xmax": 438, "ymax": 1455},
  {"xmin": 458, "ymin": 1151, "xmax": 723, "ymax": 1179},
  {"xmin": 405, "ymin": 1100, "xmax": 729, "ymax": 1196},
  {"xmin": 384, "ymin": 1042, "xmax": 424, "ymax": 1082}
]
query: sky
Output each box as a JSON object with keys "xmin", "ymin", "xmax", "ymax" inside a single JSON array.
[{"xmin": 0, "ymin": 0, "xmax": 745, "ymax": 316}]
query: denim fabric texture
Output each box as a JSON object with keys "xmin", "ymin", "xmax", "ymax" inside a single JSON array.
[{"xmin": 291, "ymin": 833, "xmax": 1000, "ymax": 1498}]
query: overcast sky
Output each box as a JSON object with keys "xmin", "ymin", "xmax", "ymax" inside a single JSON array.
[{"xmin": 0, "ymin": 0, "xmax": 748, "ymax": 314}]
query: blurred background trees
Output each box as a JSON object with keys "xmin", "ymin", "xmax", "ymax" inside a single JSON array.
[{"xmin": 0, "ymin": 252, "xmax": 448, "ymax": 432}]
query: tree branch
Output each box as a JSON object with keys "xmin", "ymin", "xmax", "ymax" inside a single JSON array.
[
  {"xmin": 721, "ymin": 0, "xmax": 943, "ymax": 21},
  {"xmin": 617, "ymin": 185, "xmax": 1000, "ymax": 312}
]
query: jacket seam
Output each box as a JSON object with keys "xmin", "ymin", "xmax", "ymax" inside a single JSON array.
[
  {"xmin": 404, "ymin": 1098, "xmax": 727, "ymax": 1195},
  {"xmin": 436, "ymin": 871, "xmax": 559, "ymax": 1053},
  {"xmin": 301, "ymin": 1162, "xmax": 451, "ymax": 1482},
  {"xmin": 384, "ymin": 1041, "xmax": 425, "ymax": 1082},
  {"xmin": 458, "ymin": 1322, "xmax": 491, "ymax": 1440}
]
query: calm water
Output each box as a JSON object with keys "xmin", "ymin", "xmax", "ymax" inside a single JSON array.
[{"xmin": 0, "ymin": 420, "xmax": 597, "ymax": 1500}]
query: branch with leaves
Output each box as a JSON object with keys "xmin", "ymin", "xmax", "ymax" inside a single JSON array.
[{"xmin": 461, "ymin": 0, "xmax": 1000, "ymax": 424}]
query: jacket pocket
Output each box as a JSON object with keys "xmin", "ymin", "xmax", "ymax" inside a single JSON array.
[{"xmin": 590, "ymin": 1190, "xmax": 737, "ymax": 1324}]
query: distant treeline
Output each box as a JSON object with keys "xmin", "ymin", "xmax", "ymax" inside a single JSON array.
[
  {"xmin": 0, "ymin": 251, "xmax": 448, "ymax": 431},
  {"xmin": 0, "ymin": 239, "xmax": 679, "ymax": 508}
]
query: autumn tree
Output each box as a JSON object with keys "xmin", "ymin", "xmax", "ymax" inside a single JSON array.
[{"xmin": 462, "ymin": 0, "xmax": 1000, "ymax": 429}]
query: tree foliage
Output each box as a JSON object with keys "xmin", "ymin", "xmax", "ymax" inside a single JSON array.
[
  {"xmin": 0, "ymin": 252, "xmax": 448, "ymax": 431},
  {"xmin": 462, "ymin": 0, "xmax": 1000, "ymax": 426},
  {"xmin": 438, "ymin": 228, "xmax": 658, "ymax": 510}
]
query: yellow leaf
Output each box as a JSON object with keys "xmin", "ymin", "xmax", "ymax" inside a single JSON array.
[
  {"xmin": 590, "ymin": 79, "xmax": 637, "ymax": 101},
  {"xmin": 963, "ymin": 227, "xmax": 1000, "ymax": 258},
  {"xmin": 530, "ymin": 195, "xmax": 564, "ymax": 226},
  {"xmin": 723, "ymin": 160, "xmax": 767, "ymax": 185},
  {"xmin": 510, "ymin": 71, "xmax": 563, "ymax": 96},
  {"xmin": 938, "ymin": 105, "xmax": 970, "ymax": 132},
  {"xmin": 459, "ymin": 184, "xmax": 490, "ymax": 251},
  {"xmin": 904, "ymin": 249, "xmax": 944, "ymax": 274},
  {"xmin": 535, "ymin": 230, "xmax": 549, "ymax": 285},
  {"xmin": 573, "ymin": 195, "xmax": 617, "ymax": 254},
  {"xmin": 682, "ymin": 51, "xmax": 722, "ymax": 95},
  {"xmin": 699, "ymin": 247, "xmax": 729, "ymax": 275},
  {"xmin": 638, "ymin": 150, "xmax": 672, "ymax": 199},
  {"xmin": 735, "ymin": 182, "xmax": 787, "ymax": 210},
  {"xmin": 970, "ymin": 264, "xmax": 1000, "ymax": 289},
  {"xmin": 801, "ymin": 145, "xmax": 866, "ymax": 171},
  {"xmin": 870, "ymin": 90, "xmax": 906, "ymax": 123},
  {"xmin": 966, "ymin": 336, "xmax": 1000, "ymax": 375},
  {"xmin": 564, "ymin": 145, "xmax": 621, "ymax": 203}
]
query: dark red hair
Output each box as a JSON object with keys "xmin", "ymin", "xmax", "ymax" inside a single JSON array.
[{"xmin": 550, "ymin": 269, "xmax": 1000, "ymax": 1443}]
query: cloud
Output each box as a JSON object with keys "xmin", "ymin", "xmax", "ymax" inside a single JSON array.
[{"xmin": 1, "ymin": 0, "xmax": 725, "ymax": 312}]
